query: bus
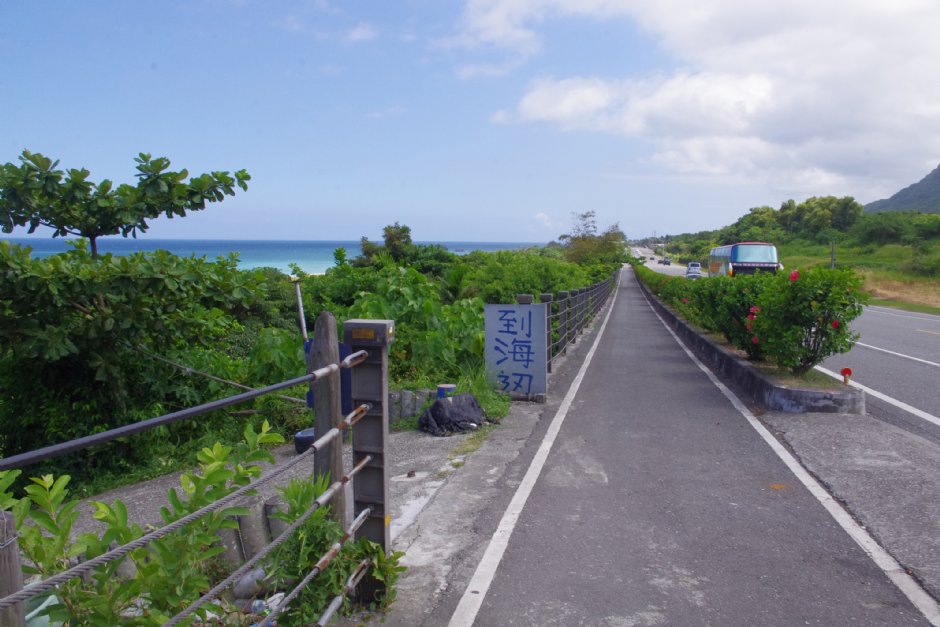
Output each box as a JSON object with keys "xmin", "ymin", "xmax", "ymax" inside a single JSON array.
[{"xmin": 708, "ymin": 242, "xmax": 782, "ymax": 277}]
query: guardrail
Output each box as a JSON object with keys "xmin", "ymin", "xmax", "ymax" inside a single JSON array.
[
  {"xmin": 516, "ymin": 268, "xmax": 619, "ymax": 373},
  {"xmin": 0, "ymin": 315, "xmax": 394, "ymax": 626}
]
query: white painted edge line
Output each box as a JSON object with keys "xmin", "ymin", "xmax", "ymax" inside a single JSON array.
[
  {"xmin": 867, "ymin": 305, "xmax": 940, "ymax": 322},
  {"xmin": 640, "ymin": 294, "xmax": 940, "ymax": 626},
  {"xmin": 815, "ymin": 365, "xmax": 940, "ymax": 429},
  {"xmin": 447, "ymin": 271, "xmax": 623, "ymax": 627},
  {"xmin": 855, "ymin": 341, "xmax": 940, "ymax": 368}
]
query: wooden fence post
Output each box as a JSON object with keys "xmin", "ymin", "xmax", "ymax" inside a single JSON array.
[
  {"xmin": 540, "ymin": 293, "xmax": 553, "ymax": 372},
  {"xmin": 312, "ymin": 311, "xmax": 346, "ymax": 530},
  {"xmin": 557, "ymin": 291, "xmax": 569, "ymax": 355},
  {"xmin": 0, "ymin": 511, "xmax": 24, "ymax": 626}
]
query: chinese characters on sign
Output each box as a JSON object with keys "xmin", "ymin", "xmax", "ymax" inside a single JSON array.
[{"xmin": 484, "ymin": 303, "xmax": 547, "ymax": 396}]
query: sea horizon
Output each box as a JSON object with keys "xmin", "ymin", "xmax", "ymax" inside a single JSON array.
[{"xmin": 1, "ymin": 236, "xmax": 544, "ymax": 274}]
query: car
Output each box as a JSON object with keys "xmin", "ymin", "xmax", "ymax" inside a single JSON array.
[
  {"xmin": 685, "ymin": 270, "xmax": 702, "ymax": 280},
  {"xmin": 662, "ymin": 257, "xmax": 672, "ymax": 265},
  {"xmin": 687, "ymin": 262, "xmax": 701, "ymax": 273}
]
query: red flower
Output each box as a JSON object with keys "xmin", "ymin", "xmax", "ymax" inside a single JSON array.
[
  {"xmin": 681, "ymin": 297, "xmax": 689, "ymax": 303},
  {"xmin": 749, "ymin": 306, "xmax": 760, "ymax": 314},
  {"xmin": 841, "ymin": 367, "xmax": 853, "ymax": 377},
  {"xmin": 789, "ymin": 270, "xmax": 799, "ymax": 281},
  {"xmin": 752, "ymin": 336, "xmax": 759, "ymax": 344},
  {"xmin": 831, "ymin": 320, "xmax": 840, "ymax": 329},
  {"xmin": 747, "ymin": 313, "xmax": 756, "ymax": 320}
]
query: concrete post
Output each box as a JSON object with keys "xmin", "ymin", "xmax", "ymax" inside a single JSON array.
[
  {"xmin": 540, "ymin": 293, "xmax": 553, "ymax": 372},
  {"xmin": 312, "ymin": 311, "xmax": 346, "ymax": 529},
  {"xmin": 343, "ymin": 318, "xmax": 394, "ymax": 604},
  {"xmin": 516, "ymin": 294, "xmax": 534, "ymax": 305}
]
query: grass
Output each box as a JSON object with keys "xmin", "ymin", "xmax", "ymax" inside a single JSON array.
[
  {"xmin": 777, "ymin": 240, "xmax": 940, "ymax": 312},
  {"xmin": 449, "ymin": 424, "xmax": 496, "ymax": 457}
]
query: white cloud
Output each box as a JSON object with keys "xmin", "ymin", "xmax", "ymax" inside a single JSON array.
[
  {"xmin": 453, "ymin": 0, "xmax": 940, "ymax": 202},
  {"xmin": 344, "ymin": 22, "xmax": 377, "ymax": 43},
  {"xmin": 534, "ymin": 211, "xmax": 555, "ymax": 229}
]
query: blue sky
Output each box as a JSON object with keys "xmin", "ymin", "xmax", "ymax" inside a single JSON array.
[{"xmin": 3, "ymin": 1, "xmax": 940, "ymax": 242}]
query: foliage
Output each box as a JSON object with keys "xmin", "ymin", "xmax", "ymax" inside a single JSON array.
[
  {"xmin": 0, "ymin": 150, "xmax": 249, "ymax": 258},
  {"xmin": 0, "ymin": 241, "xmax": 269, "ymax": 463},
  {"xmin": 3, "ymin": 422, "xmax": 283, "ymax": 625},
  {"xmin": 557, "ymin": 210, "xmax": 629, "ymax": 267},
  {"xmin": 459, "ymin": 250, "xmax": 593, "ymax": 303},
  {"xmin": 752, "ymin": 268, "xmax": 867, "ymax": 375},
  {"xmin": 633, "ymin": 263, "xmax": 866, "ymax": 375},
  {"xmin": 266, "ymin": 475, "xmax": 405, "ymax": 625},
  {"xmin": 346, "ymin": 266, "xmax": 486, "ymax": 380},
  {"xmin": 352, "ymin": 222, "xmax": 458, "ymax": 278}
]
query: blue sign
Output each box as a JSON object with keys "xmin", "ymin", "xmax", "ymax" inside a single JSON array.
[{"xmin": 485, "ymin": 304, "xmax": 547, "ymax": 396}]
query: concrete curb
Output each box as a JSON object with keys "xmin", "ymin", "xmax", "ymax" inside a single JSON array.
[{"xmin": 636, "ymin": 276, "xmax": 866, "ymax": 414}]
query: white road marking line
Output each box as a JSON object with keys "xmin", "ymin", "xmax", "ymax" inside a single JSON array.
[
  {"xmin": 855, "ymin": 341, "xmax": 940, "ymax": 368},
  {"xmin": 642, "ymin": 295, "xmax": 940, "ymax": 627},
  {"xmin": 867, "ymin": 306, "xmax": 940, "ymax": 322},
  {"xmin": 918, "ymin": 329, "xmax": 940, "ymax": 337},
  {"xmin": 447, "ymin": 271, "xmax": 622, "ymax": 627},
  {"xmin": 815, "ymin": 365, "xmax": 940, "ymax": 429}
]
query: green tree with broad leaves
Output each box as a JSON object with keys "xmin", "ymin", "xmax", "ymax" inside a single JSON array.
[{"xmin": 0, "ymin": 150, "xmax": 250, "ymax": 258}]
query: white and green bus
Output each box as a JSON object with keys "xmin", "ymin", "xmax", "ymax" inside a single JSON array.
[{"xmin": 708, "ymin": 242, "xmax": 782, "ymax": 277}]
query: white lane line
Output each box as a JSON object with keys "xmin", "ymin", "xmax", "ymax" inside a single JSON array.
[
  {"xmin": 815, "ymin": 366, "xmax": 940, "ymax": 429},
  {"xmin": 867, "ymin": 306, "xmax": 940, "ymax": 322},
  {"xmin": 447, "ymin": 271, "xmax": 622, "ymax": 627},
  {"xmin": 855, "ymin": 341, "xmax": 940, "ymax": 368},
  {"xmin": 919, "ymin": 329, "xmax": 940, "ymax": 337},
  {"xmin": 642, "ymin": 296, "xmax": 940, "ymax": 626}
]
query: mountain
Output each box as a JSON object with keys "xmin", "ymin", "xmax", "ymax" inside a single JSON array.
[{"xmin": 865, "ymin": 163, "xmax": 940, "ymax": 213}]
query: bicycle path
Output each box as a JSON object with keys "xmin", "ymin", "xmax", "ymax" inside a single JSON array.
[{"xmin": 446, "ymin": 267, "xmax": 924, "ymax": 626}]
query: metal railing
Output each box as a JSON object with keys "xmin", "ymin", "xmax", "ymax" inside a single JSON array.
[
  {"xmin": 0, "ymin": 315, "xmax": 395, "ymax": 626},
  {"xmin": 516, "ymin": 268, "xmax": 619, "ymax": 373}
]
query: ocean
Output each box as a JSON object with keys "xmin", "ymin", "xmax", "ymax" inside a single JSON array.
[{"xmin": 1, "ymin": 237, "xmax": 542, "ymax": 274}]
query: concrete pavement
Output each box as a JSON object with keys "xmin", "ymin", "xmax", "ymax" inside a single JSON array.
[{"xmin": 378, "ymin": 267, "xmax": 940, "ymax": 626}]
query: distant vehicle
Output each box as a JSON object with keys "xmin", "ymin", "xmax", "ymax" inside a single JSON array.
[
  {"xmin": 686, "ymin": 262, "xmax": 702, "ymax": 279},
  {"xmin": 662, "ymin": 257, "xmax": 672, "ymax": 265},
  {"xmin": 708, "ymin": 242, "xmax": 781, "ymax": 277}
]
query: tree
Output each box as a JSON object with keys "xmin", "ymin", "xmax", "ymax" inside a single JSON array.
[
  {"xmin": 0, "ymin": 150, "xmax": 250, "ymax": 258},
  {"xmin": 558, "ymin": 211, "xmax": 627, "ymax": 267},
  {"xmin": 382, "ymin": 222, "xmax": 413, "ymax": 262}
]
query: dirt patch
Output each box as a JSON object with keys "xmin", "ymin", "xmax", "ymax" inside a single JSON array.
[{"xmin": 861, "ymin": 271, "xmax": 940, "ymax": 308}]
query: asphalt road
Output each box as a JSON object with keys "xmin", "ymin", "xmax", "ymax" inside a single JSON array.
[{"xmin": 459, "ymin": 269, "xmax": 922, "ymax": 625}]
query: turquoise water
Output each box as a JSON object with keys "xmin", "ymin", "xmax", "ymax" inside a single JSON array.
[{"xmin": 2, "ymin": 238, "xmax": 541, "ymax": 274}]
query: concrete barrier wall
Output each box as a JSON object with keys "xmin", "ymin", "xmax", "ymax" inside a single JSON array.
[{"xmin": 636, "ymin": 276, "xmax": 865, "ymax": 415}]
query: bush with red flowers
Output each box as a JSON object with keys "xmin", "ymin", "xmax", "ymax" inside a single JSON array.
[
  {"xmin": 751, "ymin": 266, "xmax": 866, "ymax": 375},
  {"xmin": 632, "ymin": 262, "xmax": 867, "ymax": 376}
]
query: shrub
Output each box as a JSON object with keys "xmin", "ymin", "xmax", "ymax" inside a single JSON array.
[{"xmin": 752, "ymin": 267, "xmax": 867, "ymax": 375}]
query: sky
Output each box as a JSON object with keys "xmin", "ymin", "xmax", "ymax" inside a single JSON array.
[{"xmin": 3, "ymin": 1, "xmax": 940, "ymax": 243}]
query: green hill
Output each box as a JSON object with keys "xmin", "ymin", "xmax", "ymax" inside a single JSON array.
[{"xmin": 865, "ymin": 163, "xmax": 940, "ymax": 213}]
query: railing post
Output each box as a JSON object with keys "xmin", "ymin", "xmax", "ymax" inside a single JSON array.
[
  {"xmin": 0, "ymin": 511, "xmax": 24, "ymax": 626},
  {"xmin": 577, "ymin": 288, "xmax": 587, "ymax": 334},
  {"xmin": 516, "ymin": 294, "xmax": 534, "ymax": 305},
  {"xmin": 312, "ymin": 311, "xmax": 346, "ymax": 530},
  {"xmin": 343, "ymin": 318, "xmax": 394, "ymax": 604},
  {"xmin": 557, "ymin": 291, "xmax": 569, "ymax": 355},
  {"xmin": 540, "ymin": 293, "xmax": 553, "ymax": 372}
]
